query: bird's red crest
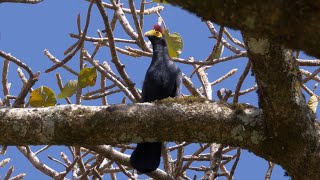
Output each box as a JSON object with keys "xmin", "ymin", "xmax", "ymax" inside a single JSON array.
[{"xmin": 153, "ymin": 24, "xmax": 164, "ymax": 34}]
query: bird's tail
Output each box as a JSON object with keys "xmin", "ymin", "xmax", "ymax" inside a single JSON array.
[{"xmin": 130, "ymin": 142, "xmax": 162, "ymax": 173}]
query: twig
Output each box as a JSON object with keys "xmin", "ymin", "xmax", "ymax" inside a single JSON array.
[
  {"xmin": 125, "ymin": 47, "xmax": 246, "ymax": 66},
  {"xmin": 205, "ymin": 21, "xmax": 241, "ymax": 54},
  {"xmin": 76, "ymin": 48, "xmax": 84, "ymax": 105},
  {"xmin": 139, "ymin": 0, "xmax": 145, "ymax": 29},
  {"xmin": 302, "ymin": 84, "xmax": 316, "ymax": 97},
  {"xmin": 57, "ymin": 156, "xmax": 79, "ymax": 179},
  {"xmin": 115, "ymin": 162, "xmax": 137, "ymax": 180},
  {"xmin": 92, "ymin": 168, "xmax": 103, "ymax": 180},
  {"xmin": 69, "ymin": 33, "xmax": 137, "ymax": 44},
  {"xmin": 44, "ymin": 49, "xmax": 78, "ymax": 76},
  {"xmin": 55, "ymin": 73, "xmax": 72, "ymax": 104},
  {"xmin": 87, "ymin": 0, "xmax": 164, "ymax": 15},
  {"xmin": 2, "ymin": 59, "xmax": 11, "ymax": 107},
  {"xmin": 83, "ymin": 50, "xmax": 136, "ymax": 102},
  {"xmin": 231, "ymin": 84, "xmax": 258, "ymax": 97},
  {"xmin": 17, "ymin": 68, "xmax": 28, "ymax": 86},
  {"xmin": 82, "ymin": 89, "xmax": 121, "ymax": 100},
  {"xmin": 193, "ymin": 64, "xmax": 212, "ymax": 100},
  {"xmin": 87, "ymin": 145, "xmax": 174, "ymax": 180},
  {"xmin": 3, "ymin": 165, "xmax": 14, "ymax": 180},
  {"xmin": 64, "ymin": 41, "xmax": 79, "ymax": 56},
  {"xmin": 110, "ymin": 8, "xmax": 118, "ymax": 31},
  {"xmin": 168, "ymin": 142, "xmax": 190, "ymax": 151},
  {"xmin": 0, "ymin": 158, "xmax": 10, "ymax": 167},
  {"xmin": 82, "ymin": 84, "xmax": 117, "ymax": 96},
  {"xmin": 0, "ymin": 0, "xmax": 42, "ymax": 4},
  {"xmin": 190, "ymin": 25, "xmax": 225, "ymax": 77},
  {"xmin": 0, "ymin": 50, "xmax": 33, "ymax": 77},
  {"xmin": 181, "ymin": 73, "xmax": 203, "ymax": 97},
  {"xmin": 75, "ymin": 147, "xmax": 87, "ymax": 179},
  {"xmin": 9, "ymin": 173, "xmax": 26, "ymax": 180},
  {"xmin": 47, "ymin": 155, "xmax": 68, "ymax": 168},
  {"xmin": 300, "ymin": 69, "xmax": 320, "ymax": 82},
  {"xmin": 61, "ymin": 152, "xmax": 72, "ymax": 166},
  {"xmin": 174, "ymin": 143, "xmax": 185, "ymax": 178},
  {"xmin": 17, "ymin": 146, "xmax": 60, "ymax": 179},
  {"xmin": 177, "ymin": 144, "xmax": 211, "ymax": 177},
  {"xmin": 1, "ymin": 146, "xmax": 8, "ymax": 155},
  {"xmin": 110, "ymin": 0, "xmax": 138, "ymax": 40},
  {"xmin": 211, "ymin": 68, "xmax": 237, "ymax": 86},
  {"xmin": 45, "ymin": 0, "xmax": 94, "ymax": 73},
  {"xmin": 223, "ymin": 28, "xmax": 246, "ymax": 49},
  {"xmin": 210, "ymin": 144, "xmax": 224, "ymax": 178},
  {"xmin": 265, "ymin": 161, "xmax": 275, "ymax": 180},
  {"xmin": 303, "ymin": 68, "xmax": 320, "ymax": 84},
  {"xmin": 162, "ymin": 144, "xmax": 173, "ymax": 175},
  {"xmin": 228, "ymin": 148, "xmax": 241, "ymax": 180},
  {"xmin": 207, "ymin": 25, "xmax": 225, "ymax": 62},
  {"xmin": 34, "ymin": 145, "xmax": 51, "ymax": 155},
  {"xmin": 100, "ymin": 71, "xmax": 107, "ymax": 105},
  {"xmin": 233, "ymin": 61, "xmax": 251, "ymax": 103},
  {"xmin": 96, "ymin": 0, "xmax": 141, "ymax": 101},
  {"xmin": 297, "ymin": 59, "xmax": 320, "ymax": 66},
  {"xmin": 128, "ymin": 0, "xmax": 150, "ymax": 51},
  {"xmin": 13, "ymin": 72, "xmax": 40, "ymax": 108},
  {"xmin": 125, "ymin": 46, "xmax": 152, "ymax": 57}
]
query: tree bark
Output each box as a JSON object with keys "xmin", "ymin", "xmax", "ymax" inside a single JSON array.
[
  {"xmin": 166, "ymin": 0, "xmax": 320, "ymax": 58},
  {"xmin": 0, "ymin": 102, "xmax": 263, "ymax": 147},
  {"xmin": 242, "ymin": 33, "xmax": 320, "ymax": 179}
]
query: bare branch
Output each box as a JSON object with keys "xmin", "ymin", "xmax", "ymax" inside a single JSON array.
[
  {"xmin": 45, "ymin": 0, "xmax": 94, "ymax": 73},
  {"xmin": 44, "ymin": 49, "xmax": 78, "ymax": 76},
  {"xmin": 95, "ymin": 0, "xmax": 141, "ymax": 101},
  {"xmin": 233, "ymin": 61, "xmax": 251, "ymax": 103},
  {"xmin": 17, "ymin": 146, "xmax": 60, "ymax": 179},
  {"xmin": 0, "ymin": 0, "xmax": 42, "ymax": 4},
  {"xmin": 0, "ymin": 50, "xmax": 34, "ymax": 77},
  {"xmin": 2, "ymin": 59, "xmax": 11, "ymax": 107}
]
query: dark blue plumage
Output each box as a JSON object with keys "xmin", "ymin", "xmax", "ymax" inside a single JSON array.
[{"xmin": 130, "ymin": 27, "xmax": 182, "ymax": 173}]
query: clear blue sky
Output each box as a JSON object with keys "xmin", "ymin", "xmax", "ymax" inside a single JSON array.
[{"xmin": 0, "ymin": 0, "xmax": 295, "ymax": 179}]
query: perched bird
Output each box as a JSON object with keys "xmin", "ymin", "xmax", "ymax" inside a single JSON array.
[{"xmin": 130, "ymin": 25, "xmax": 182, "ymax": 173}]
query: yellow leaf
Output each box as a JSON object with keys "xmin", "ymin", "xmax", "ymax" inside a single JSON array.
[
  {"xmin": 58, "ymin": 80, "xmax": 78, "ymax": 98},
  {"xmin": 164, "ymin": 29, "xmax": 183, "ymax": 58},
  {"xmin": 29, "ymin": 86, "xmax": 57, "ymax": 107},
  {"xmin": 308, "ymin": 95, "xmax": 318, "ymax": 113},
  {"xmin": 78, "ymin": 67, "xmax": 97, "ymax": 88}
]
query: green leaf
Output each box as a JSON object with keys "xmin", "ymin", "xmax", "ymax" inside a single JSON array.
[
  {"xmin": 213, "ymin": 43, "xmax": 224, "ymax": 59},
  {"xmin": 164, "ymin": 29, "xmax": 183, "ymax": 58},
  {"xmin": 29, "ymin": 86, "xmax": 57, "ymax": 107},
  {"xmin": 153, "ymin": 0, "xmax": 169, "ymax": 4},
  {"xmin": 78, "ymin": 67, "xmax": 97, "ymax": 88},
  {"xmin": 308, "ymin": 95, "xmax": 318, "ymax": 113},
  {"xmin": 58, "ymin": 80, "xmax": 79, "ymax": 98}
]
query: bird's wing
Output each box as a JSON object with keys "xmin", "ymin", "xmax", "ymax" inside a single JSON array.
[{"xmin": 173, "ymin": 70, "xmax": 182, "ymax": 97}]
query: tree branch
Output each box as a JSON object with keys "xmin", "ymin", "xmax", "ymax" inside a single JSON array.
[
  {"xmin": 0, "ymin": 102, "xmax": 264, "ymax": 148},
  {"xmin": 0, "ymin": 0, "xmax": 42, "ymax": 4},
  {"xmin": 165, "ymin": 0, "xmax": 320, "ymax": 58}
]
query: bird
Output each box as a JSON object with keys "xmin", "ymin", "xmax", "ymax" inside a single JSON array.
[{"xmin": 130, "ymin": 24, "xmax": 182, "ymax": 173}]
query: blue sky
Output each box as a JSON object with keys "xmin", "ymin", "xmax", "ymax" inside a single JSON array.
[{"xmin": 0, "ymin": 0, "xmax": 297, "ymax": 179}]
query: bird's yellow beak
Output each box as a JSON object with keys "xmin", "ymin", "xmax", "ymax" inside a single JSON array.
[{"xmin": 144, "ymin": 30, "xmax": 162, "ymax": 38}]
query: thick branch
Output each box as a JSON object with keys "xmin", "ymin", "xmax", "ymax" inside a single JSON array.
[
  {"xmin": 0, "ymin": 102, "xmax": 264, "ymax": 149},
  {"xmin": 165, "ymin": 0, "xmax": 320, "ymax": 58},
  {"xmin": 243, "ymin": 33, "xmax": 320, "ymax": 179}
]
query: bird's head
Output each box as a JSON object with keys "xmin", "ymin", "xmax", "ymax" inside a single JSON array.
[{"xmin": 144, "ymin": 25, "xmax": 166, "ymax": 45}]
